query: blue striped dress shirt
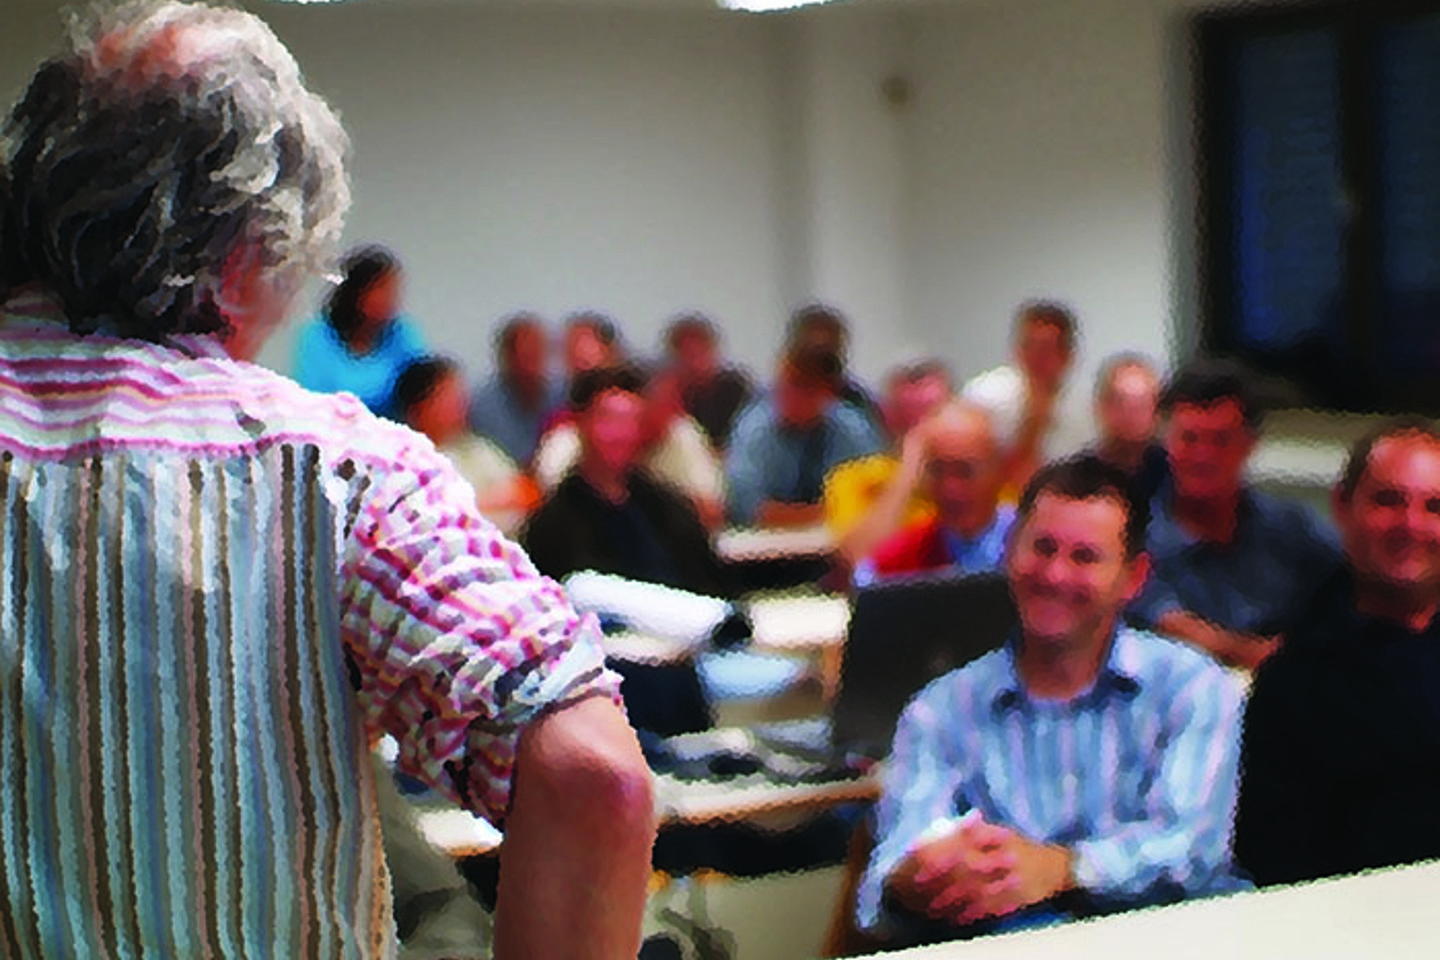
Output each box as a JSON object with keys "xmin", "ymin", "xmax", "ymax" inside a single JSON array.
[{"xmin": 857, "ymin": 625, "xmax": 1249, "ymax": 934}]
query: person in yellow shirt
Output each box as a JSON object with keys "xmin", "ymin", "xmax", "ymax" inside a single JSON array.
[{"xmin": 825, "ymin": 359, "xmax": 953, "ymax": 567}]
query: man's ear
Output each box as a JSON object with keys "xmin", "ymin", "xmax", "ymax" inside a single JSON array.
[{"xmin": 1120, "ymin": 550, "xmax": 1152, "ymax": 605}]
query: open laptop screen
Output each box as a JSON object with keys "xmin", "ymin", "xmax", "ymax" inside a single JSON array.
[{"xmin": 831, "ymin": 570, "xmax": 1018, "ymax": 761}]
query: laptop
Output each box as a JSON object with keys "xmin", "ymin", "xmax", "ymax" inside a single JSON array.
[{"xmin": 830, "ymin": 569, "xmax": 1018, "ymax": 763}]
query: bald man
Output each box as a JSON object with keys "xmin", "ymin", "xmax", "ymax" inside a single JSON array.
[{"xmin": 855, "ymin": 401, "xmax": 1016, "ymax": 585}]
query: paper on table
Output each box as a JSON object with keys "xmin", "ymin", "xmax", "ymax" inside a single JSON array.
[
  {"xmin": 562, "ymin": 571, "xmax": 732, "ymax": 644},
  {"xmin": 745, "ymin": 594, "xmax": 851, "ymax": 649},
  {"xmin": 416, "ymin": 807, "xmax": 504, "ymax": 856}
]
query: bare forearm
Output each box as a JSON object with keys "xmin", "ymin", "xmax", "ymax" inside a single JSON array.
[
  {"xmin": 1153, "ymin": 611, "xmax": 1278, "ymax": 670},
  {"xmin": 493, "ymin": 697, "xmax": 657, "ymax": 959},
  {"xmin": 755, "ymin": 500, "xmax": 825, "ymax": 529},
  {"xmin": 839, "ymin": 486, "xmax": 916, "ymax": 565}
]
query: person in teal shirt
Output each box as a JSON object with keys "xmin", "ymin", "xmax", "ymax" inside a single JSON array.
[{"xmin": 294, "ymin": 244, "xmax": 427, "ymax": 419}]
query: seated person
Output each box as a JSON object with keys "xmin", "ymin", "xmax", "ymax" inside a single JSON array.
[
  {"xmin": 468, "ymin": 312, "xmax": 564, "ymax": 467},
  {"xmin": 1089, "ymin": 352, "xmax": 1169, "ymax": 504},
  {"xmin": 532, "ymin": 365, "xmax": 724, "ymax": 528},
  {"xmin": 1127, "ymin": 359, "xmax": 1343, "ymax": 670},
  {"xmin": 826, "ymin": 358, "xmax": 953, "ymax": 567},
  {"xmin": 856, "ymin": 400, "xmax": 1015, "ymax": 585},
  {"xmin": 523, "ymin": 364, "xmax": 736, "ymax": 596},
  {"xmin": 725, "ymin": 342, "xmax": 884, "ymax": 528},
  {"xmin": 785, "ymin": 302, "xmax": 884, "ymax": 431},
  {"xmin": 394, "ymin": 356, "xmax": 540, "ymax": 537},
  {"xmin": 563, "ymin": 309, "xmax": 625, "ymax": 380},
  {"xmin": 293, "ymin": 244, "xmax": 427, "ymax": 420},
  {"xmin": 963, "ymin": 300, "xmax": 1078, "ymax": 498},
  {"xmin": 661, "ymin": 313, "xmax": 754, "ymax": 451},
  {"xmin": 857, "ymin": 458, "xmax": 1247, "ymax": 949},
  {"xmin": 522, "ymin": 365, "xmax": 738, "ymax": 737},
  {"xmin": 1236, "ymin": 418, "xmax": 1440, "ymax": 886},
  {"xmin": 534, "ymin": 310, "xmax": 629, "ymax": 440}
]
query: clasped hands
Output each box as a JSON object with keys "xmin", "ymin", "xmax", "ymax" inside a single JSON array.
[{"xmin": 888, "ymin": 814, "xmax": 1075, "ymax": 927}]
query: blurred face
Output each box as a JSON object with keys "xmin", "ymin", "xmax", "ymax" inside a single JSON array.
[
  {"xmin": 1335, "ymin": 434, "xmax": 1440, "ymax": 604},
  {"xmin": 774, "ymin": 366, "xmax": 833, "ymax": 429},
  {"xmin": 1007, "ymin": 492, "xmax": 1147, "ymax": 654},
  {"xmin": 673, "ymin": 330, "xmax": 718, "ymax": 380},
  {"xmin": 1096, "ymin": 365, "xmax": 1161, "ymax": 448},
  {"xmin": 506, "ymin": 325, "xmax": 549, "ymax": 383},
  {"xmin": 408, "ymin": 370, "xmax": 470, "ymax": 445},
  {"xmin": 578, "ymin": 388, "xmax": 647, "ymax": 477},
  {"xmin": 566, "ymin": 325, "xmax": 612, "ymax": 377},
  {"xmin": 923, "ymin": 416, "xmax": 1002, "ymax": 535},
  {"xmin": 1165, "ymin": 399, "xmax": 1255, "ymax": 503},
  {"xmin": 1015, "ymin": 319, "xmax": 1072, "ymax": 392},
  {"xmin": 356, "ymin": 270, "xmax": 401, "ymax": 332},
  {"xmin": 885, "ymin": 374, "xmax": 951, "ymax": 439}
]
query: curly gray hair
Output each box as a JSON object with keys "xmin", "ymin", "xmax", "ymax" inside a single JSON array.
[{"xmin": 0, "ymin": 0, "xmax": 350, "ymax": 340}]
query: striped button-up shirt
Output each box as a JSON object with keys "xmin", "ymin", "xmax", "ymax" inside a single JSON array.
[
  {"xmin": 0, "ymin": 288, "xmax": 621, "ymax": 959},
  {"xmin": 857, "ymin": 625, "xmax": 1248, "ymax": 934}
]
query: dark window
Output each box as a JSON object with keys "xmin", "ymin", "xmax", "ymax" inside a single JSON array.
[{"xmin": 1197, "ymin": 1, "xmax": 1440, "ymax": 413}]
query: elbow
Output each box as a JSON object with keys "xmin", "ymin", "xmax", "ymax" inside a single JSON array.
[{"xmin": 516, "ymin": 698, "xmax": 658, "ymax": 846}]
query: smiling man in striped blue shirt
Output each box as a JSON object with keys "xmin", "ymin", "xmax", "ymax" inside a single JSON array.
[{"xmin": 857, "ymin": 456, "xmax": 1248, "ymax": 947}]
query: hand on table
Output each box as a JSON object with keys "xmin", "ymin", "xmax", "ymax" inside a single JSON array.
[{"xmin": 889, "ymin": 815, "xmax": 1074, "ymax": 927}]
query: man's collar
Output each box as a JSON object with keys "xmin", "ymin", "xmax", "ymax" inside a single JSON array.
[
  {"xmin": 1151, "ymin": 478, "xmax": 1259, "ymax": 550},
  {"xmin": 990, "ymin": 625, "xmax": 1143, "ymax": 715}
]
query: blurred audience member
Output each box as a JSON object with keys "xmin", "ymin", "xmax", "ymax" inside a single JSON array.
[
  {"xmin": 856, "ymin": 401, "xmax": 1014, "ymax": 585},
  {"xmin": 532, "ymin": 365, "xmax": 724, "ymax": 527},
  {"xmin": 523, "ymin": 365, "xmax": 738, "ymax": 599},
  {"xmin": 1091, "ymin": 353, "xmax": 1169, "ymax": 504},
  {"xmin": 522, "ymin": 366, "xmax": 734, "ymax": 738},
  {"xmin": 564, "ymin": 310, "xmax": 624, "ymax": 380},
  {"xmin": 1126, "ymin": 359, "xmax": 1342, "ymax": 670},
  {"xmin": 1236, "ymin": 418, "xmax": 1440, "ymax": 886},
  {"xmin": 396, "ymin": 356, "xmax": 540, "ymax": 537},
  {"xmin": 294, "ymin": 244, "xmax": 426, "ymax": 419},
  {"xmin": 787, "ymin": 302, "xmax": 884, "ymax": 431},
  {"xmin": 469, "ymin": 312, "xmax": 563, "ymax": 467},
  {"xmin": 963, "ymin": 300, "xmax": 1078, "ymax": 497},
  {"xmin": 826, "ymin": 359, "xmax": 954, "ymax": 566},
  {"xmin": 726, "ymin": 342, "xmax": 885, "ymax": 528},
  {"xmin": 662, "ymin": 313, "xmax": 754, "ymax": 450},
  {"xmin": 858, "ymin": 458, "xmax": 1246, "ymax": 949}
]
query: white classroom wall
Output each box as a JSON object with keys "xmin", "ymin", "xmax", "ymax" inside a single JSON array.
[{"xmin": 1, "ymin": 0, "xmax": 1249, "ymax": 421}]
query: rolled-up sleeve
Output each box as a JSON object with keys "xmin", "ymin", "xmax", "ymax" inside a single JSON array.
[{"xmin": 336, "ymin": 433, "xmax": 622, "ymax": 823}]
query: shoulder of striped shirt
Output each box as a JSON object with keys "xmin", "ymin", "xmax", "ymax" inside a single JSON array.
[
  {"xmin": 0, "ymin": 331, "xmax": 437, "ymax": 477},
  {"xmin": 1116, "ymin": 624, "xmax": 1245, "ymax": 695}
]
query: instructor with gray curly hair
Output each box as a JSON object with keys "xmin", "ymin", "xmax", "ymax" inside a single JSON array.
[{"xmin": 0, "ymin": 3, "xmax": 656, "ymax": 958}]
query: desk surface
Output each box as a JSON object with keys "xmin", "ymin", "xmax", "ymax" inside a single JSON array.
[
  {"xmin": 867, "ymin": 860, "xmax": 1440, "ymax": 960},
  {"xmin": 716, "ymin": 525, "xmax": 836, "ymax": 563},
  {"xmin": 746, "ymin": 594, "xmax": 851, "ymax": 651}
]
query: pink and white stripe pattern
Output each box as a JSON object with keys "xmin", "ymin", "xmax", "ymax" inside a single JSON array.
[{"xmin": 0, "ymin": 289, "xmax": 620, "ymax": 958}]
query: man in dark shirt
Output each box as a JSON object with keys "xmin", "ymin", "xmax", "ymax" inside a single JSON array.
[
  {"xmin": 661, "ymin": 313, "xmax": 753, "ymax": 451},
  {"xmin": 1126, "ymin": 359, "xmax": 1341, "ymax": 670},
  {"xmin": 1235, "ymin": 417, "xmax": 1440, "ymax": 886},
  {"xmin": 522, "ymin": 365, "xmax": 737, "ymax": 737},
  {"xmin": 522, "ymin": 364, "xmax": 737, "ymax": 599}
]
